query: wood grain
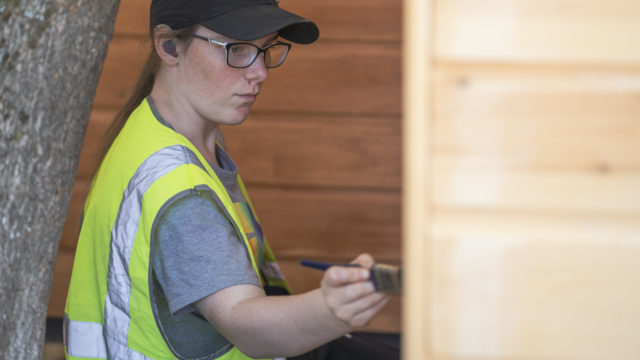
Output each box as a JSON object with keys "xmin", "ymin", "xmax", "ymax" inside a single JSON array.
[
  {"xmin": 434, "ymin": 66, "xmax": 640, "ymax": 169},
  {"xmin": 93, "ymin": 37, "xmax": 151, "ymax": 108},
  {"xmin": 255, "ymin": 42, "xmax": 401, "ymax": 115},
  {"xmin": 407, "ymin": 0, "xmax": 640, "ymax": 358},
  {"xmin": 433, "ymin": 66, "xmax": 640, "ymax": 214},
  {"xmin": 113, "ymin": 0, "xmax": 401, "ymax": 41},
  {"xmin": 432, "ymin": 219, "xmax": 640, "ymax": 359},
  {"xmin": 247, "ymin": 186, "xmax": 401, "ymax": 262},
  {"xmin": 112, "ymin": 0, "xmax": 151, "ymax": 36},
  {"xmin": 223, "ymin": 113, "xmax": 401, "ymax": 190},
  {"xmin": 92, "ymin": 39, "xmax": 401, "ymax": 115},
  {"xmin": 403, "ymin": 0, "xmax": 435, "ymax": 357},
  {"xmin": 436, "ymin": 0, "xmax": 640, "ymax": 65},
  {"xmin": 282, "ymin": 0, "xmax": 402, "ymax": 42},
  {"xmin": 74, "ymin": 110, "xmax": 401, "ymax": 189}
]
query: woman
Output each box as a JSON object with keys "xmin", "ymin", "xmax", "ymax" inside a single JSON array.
[{"xmin": 64, "ymin": 0, "xmax": 391, "ymax": 359}]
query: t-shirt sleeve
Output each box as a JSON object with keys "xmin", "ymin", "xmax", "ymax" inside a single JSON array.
[{"xmin": 151, "ymin": 191, "xmax": 262, "ymax": 315}]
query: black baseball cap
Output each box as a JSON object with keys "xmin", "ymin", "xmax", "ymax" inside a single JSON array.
[{"xmin": 150, "ymin": 0, "xmax": 319, "ymax": 44}]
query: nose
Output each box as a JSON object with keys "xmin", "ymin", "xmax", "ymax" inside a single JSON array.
[{"xmin": 245, "ymin": 54, "xmax": 269, "ymax": 83}]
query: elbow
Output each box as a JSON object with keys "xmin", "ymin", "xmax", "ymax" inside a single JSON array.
[
  {"xmin": 234, "ymin": 343, "xmax": 276, "ymax": 359},
  {"xmin": 234, "ymin": 340, "xmax": 302, "ymax": 359}
]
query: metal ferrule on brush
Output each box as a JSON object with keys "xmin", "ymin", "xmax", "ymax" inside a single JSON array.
[{"xmin": 370, "ymin": 263, "xmax": 402, "ymax": 296}]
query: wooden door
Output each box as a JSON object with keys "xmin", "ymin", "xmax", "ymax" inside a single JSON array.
[{"xmin": 403, "ymin": 0, "xmax": 640, "ymax": 359}]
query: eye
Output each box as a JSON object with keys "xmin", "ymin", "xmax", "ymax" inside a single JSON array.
[{"xmin": 229, "ymin": 44, "xmax": 253, "ymax": 55}]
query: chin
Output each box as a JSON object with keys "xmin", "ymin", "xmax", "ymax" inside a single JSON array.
[
  {"xmin": 222, "ymin": 114, "xmax": 249, "ymax": 126},
  {"xmin": 225, "ymin": 119, "xmax": 247, "ymax": 126},
  {"xmin": 231, "ymin": 108, "xmax": 252, "ymax": 125}
]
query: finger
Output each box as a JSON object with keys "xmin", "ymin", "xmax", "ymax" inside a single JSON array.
[
  {"xmin": 352, "ymin": 293, "xmax": 391, "ymax": 318},
  {"xmin": 325, "ymin": 278, "xmax": 376, "ymax": 304},
  {"xmin": 333, "ymin": 292, "xmax": 391, "ymax": 328},
  {"xmin": 348, "ymin": 291, "xmax": 389, "ymax": 315},
  {"xmin": 350, "ymin": 295, "xmax": 392, "ymax": 328},
  {"xmin": 322, "ymin": 280, "xmax": 377, "ymax": 318},
  {"xmin": 351, "ymin": 253, "xmax": 374, "ymax": 268},
  {"xmin": 323, "ymin": 266, "xmax": 370, "ymax": 288}
]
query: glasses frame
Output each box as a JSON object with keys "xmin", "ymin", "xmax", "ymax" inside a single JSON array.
[{"xmin": 191, "ymin": 33, "xmax": 291, "ymax": 69}]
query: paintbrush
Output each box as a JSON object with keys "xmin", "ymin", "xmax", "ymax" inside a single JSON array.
[{"xmin": 300, "ymin": 259, "xmax": 402, "ymax": 296}]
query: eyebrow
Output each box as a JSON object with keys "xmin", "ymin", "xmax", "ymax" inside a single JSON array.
[
  {"xmin": 216, "ymin": 34, "xmax": 279, "ymax": 46},
  {"xmin": 259, "ymin": 34, "xmax": 280, "ymax": 47}
]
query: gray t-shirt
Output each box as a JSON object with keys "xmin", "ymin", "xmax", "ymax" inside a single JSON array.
[{"xmin": 148, "ymin": 98, "xmax": 261, "ymax": 359}]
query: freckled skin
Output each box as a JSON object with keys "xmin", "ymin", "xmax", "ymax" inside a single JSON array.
[
  {"xmin": 152, "ymin": 25, "xmax": 276, "ymax": 165},
  {"xmin": 175, "ymin": 26, "xmax": 273, "ymax": 128}
]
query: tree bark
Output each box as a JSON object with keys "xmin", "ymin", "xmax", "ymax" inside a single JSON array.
[{"xmin": 0, "ymin": 0, "xmax": 120, "ymax": 357}]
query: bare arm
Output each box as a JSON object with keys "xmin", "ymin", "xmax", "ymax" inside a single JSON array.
[{"xmin": 195, "ymin": 254, "xmax": 391, "ymax": 358}]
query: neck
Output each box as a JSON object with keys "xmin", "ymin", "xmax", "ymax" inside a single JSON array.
[{"xmin": 150, "ymin": 74, "xmax": 220, "ymax": 167}]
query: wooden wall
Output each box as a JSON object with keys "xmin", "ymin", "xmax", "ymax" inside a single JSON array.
[
  {"xmin": 47, "ymin": 0, "xmax": 403, "ymax": 333},
  {"xmin": 404, "ymin": 0, "xmax": 640, "ymax": 359}
]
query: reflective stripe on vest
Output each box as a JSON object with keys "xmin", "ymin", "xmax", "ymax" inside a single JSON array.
[
  {"xmin": 65, "ymin": 144, "xmax": 204, "ymax": 358},
  {"xmin": 64, "ymin": 316, "xmax": 107, "ymax": 358}
]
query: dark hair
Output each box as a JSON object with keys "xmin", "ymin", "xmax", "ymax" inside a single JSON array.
[{"xmin": 96, "ymin": 25, "xmax": 197, "ymax": 169}]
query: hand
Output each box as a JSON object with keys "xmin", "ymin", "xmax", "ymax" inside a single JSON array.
[{"xmin": 320, "ymin": 253, "xmax": 391, "ymax": 329}]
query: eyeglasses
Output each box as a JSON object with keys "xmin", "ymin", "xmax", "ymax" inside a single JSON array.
[{"xmin": 191, "ymin": 34, "xmax": 291, "ymax": 69}]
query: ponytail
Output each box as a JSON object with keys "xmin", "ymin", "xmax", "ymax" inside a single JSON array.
[{"xmin": 94, "ymin": 25, "xmax": 197, "ymax": 172}]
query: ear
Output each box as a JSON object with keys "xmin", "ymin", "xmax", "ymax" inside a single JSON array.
[{"xmin": 153, "ymin": 25, "xmax": 180, "ymax": 65}]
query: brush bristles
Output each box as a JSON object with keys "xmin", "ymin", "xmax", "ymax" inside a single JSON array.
[{"xmin": 370, "ymin": 263, "xmax": 402, "ymax": 296}]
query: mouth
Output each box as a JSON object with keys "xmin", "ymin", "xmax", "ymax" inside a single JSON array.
[{"xmin": 236, "ymin": 92, "xmax": 259, "ymax": 103}]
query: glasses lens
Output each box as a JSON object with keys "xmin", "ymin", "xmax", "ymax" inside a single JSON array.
[
  {"xmin": 264, "ymin": 44, "xmax": 289, "ymax": 68},
  {"xmin": 227, "ymin": 43, "xmax": 259, "ymax": 68}
]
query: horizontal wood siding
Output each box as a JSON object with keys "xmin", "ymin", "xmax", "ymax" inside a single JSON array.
[
  {"xmin": 436, "ymin": 0, "xmax": 640, "ymax": 65},
  {"xmin": 49, "ymin": 0, "xmax": 402, "ymax": 333},
  {"xmin": 223, "ymin": 113, "xmax": 402, "ymax": 189},
  {"xmin": 418, "ymin": 0, "xmax": 640, "ymax": 358},
  {"xmin": 94, "ymin": 41, "xmax": 402, "ymax": 115}
]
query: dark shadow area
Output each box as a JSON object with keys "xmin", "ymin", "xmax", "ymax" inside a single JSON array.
[{"xmin": 45, "ymin": 317, "xmax": 400, "ymax": 359}]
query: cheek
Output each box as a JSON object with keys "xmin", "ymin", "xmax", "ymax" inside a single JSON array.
[
  {"xmin": 180, "ymin": 47, "xmax": 248, "ymax": 111},
  {"xmin": 186, "ymin": 60, "xmax": 237, "ymax": 97}
]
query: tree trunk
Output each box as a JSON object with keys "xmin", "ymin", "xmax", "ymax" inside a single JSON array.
[{"xmin": 0, "ymin": 0, "xmax": 120, "ymax": 357}]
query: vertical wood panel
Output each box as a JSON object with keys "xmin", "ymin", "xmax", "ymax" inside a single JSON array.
[
  {"xmin": 403, "ymin": 0, "xmax": 434, "ymax": 358},
  {"xmin": 403, "ymin": 0, "xmax": 640, "ymax": 358}
]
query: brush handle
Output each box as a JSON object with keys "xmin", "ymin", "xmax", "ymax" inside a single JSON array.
[
  {"xmin": 300, "ymin": 259, "xmax": 379, "ymax": 289},
  {"xmin": 300, "ymin": 259, "xmax": 401, "ymax": 296},
  {"xmin": 300, "ymin": 259, "xmax": 361, "ymax": 271}
]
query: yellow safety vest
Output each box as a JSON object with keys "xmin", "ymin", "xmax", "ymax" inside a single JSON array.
[{"xmin": 64, "ymin": 99, "xmax": 287, "ymax": 359}]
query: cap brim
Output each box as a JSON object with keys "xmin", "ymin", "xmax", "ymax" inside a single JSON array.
[{"xmin": 199, "ymin": 4, "xmax": 319, "ymax": 44}]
